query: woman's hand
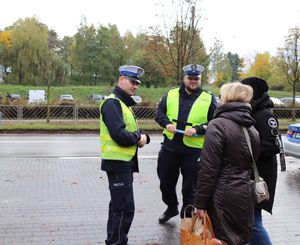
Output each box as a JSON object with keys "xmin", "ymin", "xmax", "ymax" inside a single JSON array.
[{"xmin": 195, "ymin": 209, "xmax": 205, "ymax": 218}]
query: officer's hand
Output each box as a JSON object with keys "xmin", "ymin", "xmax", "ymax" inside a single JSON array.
[
  {"xmin": 138, "ymin": 134, "xmax": 147, "ymax": 148},
  {"xmin": 185, "ymin": 128, "xmax": 197, "ymax": 137},
  {"xmin": 166, "ymin": 124, "xmax": 176, "ymax": 133}
]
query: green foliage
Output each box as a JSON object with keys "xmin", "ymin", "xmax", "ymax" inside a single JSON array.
[
  {"xmin": 0, "ymin": 16, "xmax": 298, "ymax": 93},
  {"xmin": 10, "ymin": 18, "xmax": 50, "ymax": 85},
  {"xmin": 227, "ymin": 52, "xmax": 241, "ymax": 81},
  {"xmin": 277, "ymin": 26, "xmax": 300, "ymax": 96},
  {"xmin": 209, "ymin": 39, "xmax": 232, "ymax": 86}
]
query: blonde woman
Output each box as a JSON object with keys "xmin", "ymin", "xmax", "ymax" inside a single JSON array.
[{"xmin": 194, "ymin": 82, "xmax": 260, "ymax": 245}]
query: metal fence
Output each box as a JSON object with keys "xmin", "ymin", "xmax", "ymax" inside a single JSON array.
[
  {"xmin": 0, "ymin": 105, "xmax": 157, "ymax": 122},
  {"xmin": 0, "ymin": 105, "xmax": 299, "ymax": 123}
]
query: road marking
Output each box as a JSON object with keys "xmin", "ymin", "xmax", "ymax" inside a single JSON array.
[
  {"xmin": 0, "ymin": 140, "xmax": 162, "ymax": 143},
  {"xmin": 0, "ymin": 141, "xmax": 71, "ymax": 143},
  {"xmin": 0, "ymin": 155, "xmax": 158, "ymax": 159}
]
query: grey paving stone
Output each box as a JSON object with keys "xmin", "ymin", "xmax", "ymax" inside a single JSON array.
[{"xmin": 0, "ymin": 157, "xmax": 299, "ymax": 244}]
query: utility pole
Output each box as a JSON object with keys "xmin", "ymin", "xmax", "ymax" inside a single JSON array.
[{"xmin": 191, "ymin": 4, "xmax": 195, "ymax": 63}]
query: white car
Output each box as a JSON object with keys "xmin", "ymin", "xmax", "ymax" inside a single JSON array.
[
  {"xmin": 270, "ymin": 97, "xmax": 285, "ymax": 107},
  {"xmin": 284, "ymin": 123, "xmax": 300, "ymax": 158},
  {"xmin": 280, "ymin": 97, "xmax": 300, "ymax": 107},
  {"xmin": 59, "ymin": 94, "xmax": 74, "ymax": 104}
]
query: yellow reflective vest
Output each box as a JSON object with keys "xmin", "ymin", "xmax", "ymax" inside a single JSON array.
[
  {"xmin": 100, "ymin": 94, "xmax": 138, "ymax": 161},
  {"xmin": 163, "ymin": 88, "xmax": 212, "ymax": 149}
]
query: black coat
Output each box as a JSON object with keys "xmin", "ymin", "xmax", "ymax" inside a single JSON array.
[
  {"xmin": 251, "ymin": 93, "xmax": 279, "ymax": 214},
  {"xmin": 194, "ymin": 102, "xmax": 260, "ymax": 245}
]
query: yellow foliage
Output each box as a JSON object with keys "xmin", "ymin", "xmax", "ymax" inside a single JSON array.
[{"xmin": 0, "ymin": 31, "xmax": 12, "ymax": 47}]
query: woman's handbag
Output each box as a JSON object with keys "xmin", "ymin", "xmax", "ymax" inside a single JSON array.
[
  {"xmin": 242, "ymin": 127, "xmax": 270, "ymax": 204},
  {"xmin": 181, "ymin": 206, "xmax": 223, "ymax": 245}
]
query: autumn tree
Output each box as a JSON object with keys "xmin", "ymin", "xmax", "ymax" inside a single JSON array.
[
  {"xmin": 0, "ymin": 30, "xmax": 12, "ymax": 83},
  {"xmin": 248, "ymin": 52, "xmax": 272, "ymax": 82}
]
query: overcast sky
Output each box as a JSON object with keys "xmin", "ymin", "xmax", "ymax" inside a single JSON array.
[{"xmin": 1, "ymin": 0, "xmax": 299, "ymax": 58}]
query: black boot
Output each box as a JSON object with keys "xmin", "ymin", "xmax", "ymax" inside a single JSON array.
[{"xmin": 158, "ymin": 207, "xmax": 179, "ymax": 224}]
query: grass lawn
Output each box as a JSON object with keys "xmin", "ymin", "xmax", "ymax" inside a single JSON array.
[{"xmin": 1, "ymin": 84, "xmax": 298, "ymax": 106}]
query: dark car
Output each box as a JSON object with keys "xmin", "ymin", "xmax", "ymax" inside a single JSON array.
[
  {"xmin": 11, "ymin": 94, "xmax": 21, "ymax": 100},
  {"xmin": 88, "ymin": 94, "xmax": 103, "ymax": 103},
  {"xmin": 7, "ymin": 94, "xmax": 21, "ymax": 103}
]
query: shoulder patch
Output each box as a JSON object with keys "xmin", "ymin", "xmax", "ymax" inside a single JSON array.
[{"xmin": 268, "ymin": 117, "xmax": 278, "ymax": 128}]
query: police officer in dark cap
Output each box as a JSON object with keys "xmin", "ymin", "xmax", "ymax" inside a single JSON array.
[
  {"xmin": 100, "ymin": 65, "xmax": 150, "ymax": 245},
  {"xmin": 241, "ymin": 76, "xmax": 279, "ymax": 245},
  {"xmin": 155, "ymin": 64, "xmax": 218, "ymax": 223}
]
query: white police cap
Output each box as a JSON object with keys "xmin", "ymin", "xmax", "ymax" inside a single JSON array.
[
  {"xmin": 182, "ymin": 64, "xmax": 204, "ymax": 76},
  {"xmin": 119, "ymin": 65, "xmax": 145, "ymax": 84}
]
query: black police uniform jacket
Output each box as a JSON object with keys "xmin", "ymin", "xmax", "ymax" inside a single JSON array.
[
  {"xmin": 155, "ymin": 84, "xmax": 218, "ymax": 154},
  {"xmin": 194, "ymin": 102, "xmax": 260, "ymax": 245},
  {"xmin": 251, "ymin": 93, "xmax": 279, "ymax": 214},
  {"xmin": 100, "ymin": 86, "xmax": 142, "ymax": 173}
]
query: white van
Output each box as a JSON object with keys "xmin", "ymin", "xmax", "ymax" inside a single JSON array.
[{"xmin": 28, "ymin": 90, "xmax": 46, "ymax": 104}]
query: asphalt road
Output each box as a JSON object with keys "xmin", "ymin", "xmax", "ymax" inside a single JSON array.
[{"xmin": 0, "ymin": 134, "xmax": 162, "ymax": 158}]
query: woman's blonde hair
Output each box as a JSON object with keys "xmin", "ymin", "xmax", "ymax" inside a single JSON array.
[{"xmin": 219, "ymin": 82, "xmax": 253, "ymax": 105}]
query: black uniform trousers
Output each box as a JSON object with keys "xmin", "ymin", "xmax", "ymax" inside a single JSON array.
[
  {"xmin": 157, "ymin": 148, "xmax": 201, "ymax": 216},
  {"xmin": 105, "ymin": 172, "xmax": 134, "ymax": 245}
]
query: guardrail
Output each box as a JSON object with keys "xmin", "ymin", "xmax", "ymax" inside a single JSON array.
[{"xmin": 0, "ymin": 105, "xmax": 299, "ymax": 123}]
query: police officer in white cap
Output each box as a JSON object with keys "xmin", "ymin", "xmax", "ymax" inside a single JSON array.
[
  {"xmin": 155, "ymin": 64, "xmax": 218, "ymax": 223},
  {"xmin": 100, "ymin": 65, "xmax": 150, "ymax": 245}
]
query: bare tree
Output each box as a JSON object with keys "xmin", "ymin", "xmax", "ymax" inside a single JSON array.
[
  {"xmin": 278, "ymin": 26, "xmax": 300, "ymax": 120},
  {"xmin": 149, "ymin": 0, "xmax": 208, "ymax": 83}
]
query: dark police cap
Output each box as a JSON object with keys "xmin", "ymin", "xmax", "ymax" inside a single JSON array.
[
  {"xmin": 182, "ymin": 64, "xmax": 204, "ymax": 77},
  {"xmin": 119, "ymin": 65, "xmax": 145, "ymax": 84}
]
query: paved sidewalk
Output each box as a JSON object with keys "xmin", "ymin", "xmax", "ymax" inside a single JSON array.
[{"xmin": 0, "ymin": 157, "xmax": 299, "ymax": 245}]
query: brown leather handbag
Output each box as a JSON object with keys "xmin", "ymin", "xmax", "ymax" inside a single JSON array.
[{"xmin": 181, "ymin": 208, "xmax": 224, "ymax": 245}]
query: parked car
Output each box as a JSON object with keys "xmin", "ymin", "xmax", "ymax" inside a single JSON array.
[
  {"xmin": 270, "ymin": 97, "xmax": 285, "ymax": 107},
  {"xmin": 59, "ymin": 94, "xmax": 74, "ymax": 104},
  {"xmin": 88, "ymin": 94, "xmax": 103, "ymax": 103},
  {"xmin": 7, "ymin": 94, "xmax": 21, "ymax": 103},
  {"xmin": 8, "ymin": 94, "xmax": 21, "ymax": 101},
  {"xmin": 284, "ymin": 123, "xmax": 300, "ymax": 158},
  {"xmin": 131, "ymin": 95, "xmax": 142, "ymax": 104},
  {"xmin": 280, "ymin": 97, "xmax": 300, "ymax": 107}
]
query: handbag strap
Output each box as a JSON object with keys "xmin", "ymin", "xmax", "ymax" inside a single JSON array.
[
  {"xmin": 242, "ymin": 127, "xmax": 260, "ymax": 183},
  {"xmin": 183, "ymin": 204, "xmax": 195, "ymax": 219}
]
